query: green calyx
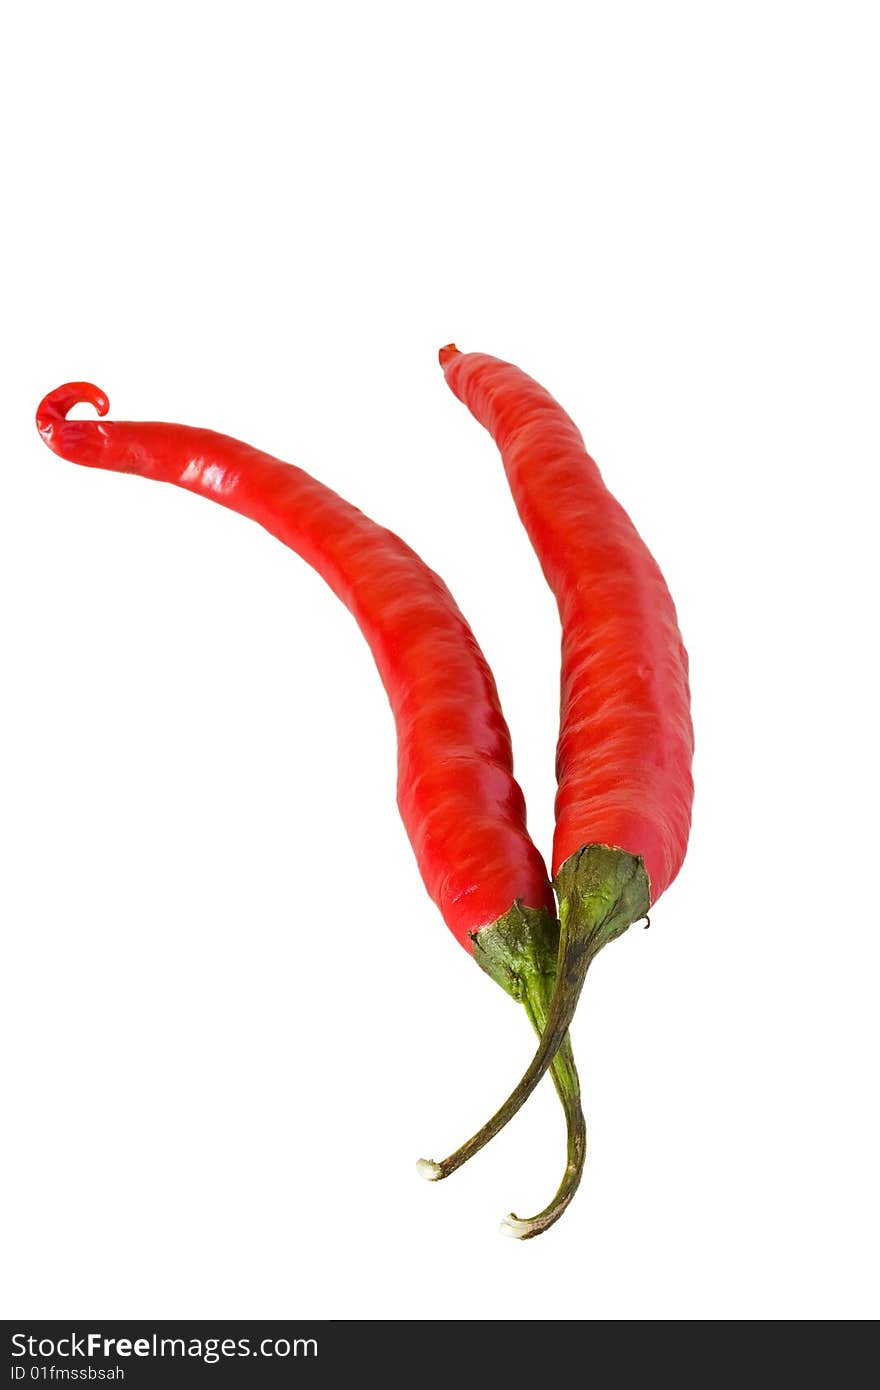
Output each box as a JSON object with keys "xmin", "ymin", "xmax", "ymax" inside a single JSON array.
[
  {"xmin": 470, "ymin": 901, "xmax": 561, "ymax": 1004},
  {"xmin": 418, "ymin": 845, "xmax": 650, "ymax": 1239},
  {"xmin": 553, "ymin": 842, "xmax": 651, "ymax": 963}
]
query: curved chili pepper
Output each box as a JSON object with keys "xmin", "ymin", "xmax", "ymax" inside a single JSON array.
[
  {"xmin": 428, "ymin": 347, "xmax": 694, "ymax": 1235},
  {"xmin": 37, "ymin": 383, "xmax": 584, "ymax": 1237}
]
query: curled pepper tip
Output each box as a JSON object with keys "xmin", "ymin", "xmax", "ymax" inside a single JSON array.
[
  {"xmin": 36, "ymin": 382, "xmax": 109, "ymax": 440},
  {"xmin": 438, "ymin": 343, "xmax": 460, "ymax": 368}
]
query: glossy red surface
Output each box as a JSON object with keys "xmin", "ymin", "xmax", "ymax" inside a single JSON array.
[
  {"xmin": 37, "ymin": 384, "xmax": 555, "ymax": 946},
  {"xmin": 440, "ymin": 349, "xmax": 694, "ymax": 902}
]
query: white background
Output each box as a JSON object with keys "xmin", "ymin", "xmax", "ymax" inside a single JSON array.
[{"xmin": 2, "ymin": 2, "xmax": 878, "ymax": 1321}]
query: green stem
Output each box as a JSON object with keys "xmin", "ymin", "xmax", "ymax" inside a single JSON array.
[
  {"xmin": 500, "ymin": 995, "xmax": 586, "ymax": 1239},
  {"xmin": 501, "ymin": 849, "xmax": 650, "ymax": 1239},
  {"xmin": 417, "ymin": 904, "xmax": 586, "ymax": 1236},
  {"xmin": 420, "ymin": 903, "xmax": 587, "ymax": 1181},
  {"xmin": 420, "ymin": 847, "xmax": 650, "ymax": 1186}
]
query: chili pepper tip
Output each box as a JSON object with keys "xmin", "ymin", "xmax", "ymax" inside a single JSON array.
[
  {"xmin": 36, "ymin": 383, "xmax": 110, "ymax": 439},
  {"xmin": 438, "ymin": 343, "xmax": 460, "ymax": 368},
  {"xmin": 416, "ymin": 1158, "xmax": 442, "ymax": 1182}
]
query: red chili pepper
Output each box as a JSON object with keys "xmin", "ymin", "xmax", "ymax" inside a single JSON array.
[
  {"xmin": 428, "ymin": 347, "xmax": 694, "ymax": 1235},
  {"xmin": 36, "ymin": 383, "xmax": 585, "ymax": 1237}
]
